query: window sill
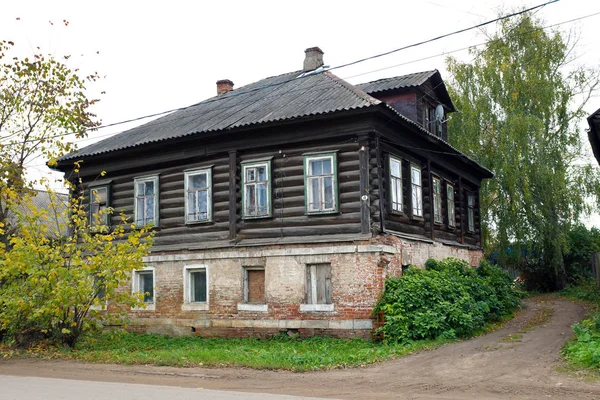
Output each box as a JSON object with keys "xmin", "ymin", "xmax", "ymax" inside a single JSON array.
[
  {"xmin": 182, "ymin": 302, "xmax": 209, "ymax": 311},
  {"xmin": 305, "ymin": 210, "xmax": 339, "ymax": 216},
  {"xmin": 300, "ymin": 304, "xmax": 334, "ymax": 312},
  {"xmin": 185, "ymin": 220, "xmax": 213, "ymax": 226},
  {"xmin": 237, "ymin": 303, "xmax": 268, "ymax": 312},
  {"xmin": 241, "ymin": 215, "xmax": 272, "ymax": 220},
  {"xmin": 132, "ymin": 303, "xmax": 155, "ymax": 311}
]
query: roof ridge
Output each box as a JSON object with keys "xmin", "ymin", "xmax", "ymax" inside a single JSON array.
[{"xmin": 356, "ymin": 69, "xmax": 438, "ymax": 87}]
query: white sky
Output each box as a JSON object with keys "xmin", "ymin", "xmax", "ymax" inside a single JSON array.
[{"xmin": 2, "ymin": 0, "xmax": 600, "ymax": 223}]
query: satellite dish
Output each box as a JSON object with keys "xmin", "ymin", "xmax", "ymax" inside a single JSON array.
[{"xmin": 435, "ymin": 104, "xmax": 444, "ymax": 122}]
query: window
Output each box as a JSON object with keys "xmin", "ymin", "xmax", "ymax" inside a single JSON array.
[
  {"xmin": 184, "ymin": 169, "xmax": 211, "ymax": 223},
  {"xmin": 447, "ymin": 184, "xmax": 455, "ymax": 228},
  {"xmin": 468, "ymin": 194, "xmax": 475, "ymax": 232},
  {"xmin": 242, "ymin": 161, "xmax": 271, "ymax": 218},
  {"xmin": 411, "ymin": 165, "xmax": 423, "ymax": 217},
  {"xmin": 90, "ymin": 275, "xmax": 107, "ymax": 310},
  {"xmin": 89, "ymin": 185, "xmax": 109, "ymax": 227},
  {"xmin": 433, "ymin": 177, "xmax": 442, "ymax": 224},
  {"xmin": 183, "ymin": 265, "xmax": 208, "ymax": 311},
  {"xmin": 304, "ymin": 153, "xmax": 337, "ymax": 214},
  {"xmin": 301, "ymin": 263, "xmax": 332, "ymax": 312},
  {"xmin": 134, "ymin": 176, "xmax": 159, "ymax": 226},
  {"xmin": 238, "ymin": 267, "xmax": 268, "ymax": 312},
  {"xmin": 389, "ymin": 156, "xmax": 403, "ymax": 213},
  {"xmin": 132, "ymin": 268, "xmax": 155, "ymax": 309}
]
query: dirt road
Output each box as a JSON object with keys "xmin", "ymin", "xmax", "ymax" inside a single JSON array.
[{"xmin": 1, "ymin": 298, "xmax": 599, "ymax": 399}]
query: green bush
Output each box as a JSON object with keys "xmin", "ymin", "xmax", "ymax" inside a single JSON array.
[
  {"xmin": 374, "ymin": 258, "xmax": 521, "ymax": 343},
  {"xmin": 564, "ymin": 225, "xmax": 600, "ymax": 283}
]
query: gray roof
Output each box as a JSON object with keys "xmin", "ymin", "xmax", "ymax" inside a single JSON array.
[
  {"xmin": 356, "ymin": 70, "xmax": 438, "ymax": 94},
  {"xmin": 59, "ymin": 70, "xmax": 380, "ymax": 161}
]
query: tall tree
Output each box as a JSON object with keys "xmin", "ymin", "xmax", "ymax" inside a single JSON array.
[
  {"xmin": 0, "ymin": 39, "xmax": 100, "ymax": 244},
  {"xmin": 446, "ymin": 13, "xmax": 600, "ymax": 290}
]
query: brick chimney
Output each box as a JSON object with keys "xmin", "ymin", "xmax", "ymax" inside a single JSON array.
[
  {"xmin": 216, "ymin": 79, "xmax": 234, "ymax": 95},
  {"xmin": 303, "ymin": 47, "xmax": 324, "ymax": 72}
]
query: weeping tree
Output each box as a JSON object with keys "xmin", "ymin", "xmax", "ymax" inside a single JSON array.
[{"xmin": 446, "ymin": 13, "xmax": 600, "ymax": 290}]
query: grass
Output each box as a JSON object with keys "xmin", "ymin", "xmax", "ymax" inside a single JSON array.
[
  {"xmin": 0, "ymin": 330, "xmax": 454, "ymax": 372},
  {"xmin": 558, "ymin": 279, "xmax": 600, "ymax": 375}
]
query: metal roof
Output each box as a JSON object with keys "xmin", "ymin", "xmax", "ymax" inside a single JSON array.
[
  {"xmin": 356, "ymin": 70, "xmax": 438, "ymax": 94},
  {"xmin": 59, "ymin": 70, "xmax": 380, "ymax": 161}
]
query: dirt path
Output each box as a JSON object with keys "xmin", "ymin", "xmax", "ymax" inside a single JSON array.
[{"xmin": 1, "ymin": 298, "xmax": 599, "ymax": 399}]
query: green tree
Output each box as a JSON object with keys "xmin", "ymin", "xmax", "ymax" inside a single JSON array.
[
  {"xmin": 0, "ymin": 39, "xmax": 99, "ymax": 245},
  {"xmin": 446, "ymin": 13, "xmax": 600, "ymax": 290},
  {"xmin": 0, "ymin": 175, "xmax": 155, "ymax": 348}
]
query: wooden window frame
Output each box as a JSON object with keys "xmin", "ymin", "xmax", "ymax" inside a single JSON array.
[
  {"xmin": 432, "ymin": 177, "xmax": 442, "ymax": 224},
  {"xmin": 467, "ymin": 193, "xmax": 475, "ymax": 233},
  {"xmin": 411, "ymin": 164, "xmax": 423, "ymax": 218},
  {"xmin": 389, "ymin": 155, "xmax": 403, "ymax": 214},
  {"xmin": 134, "ymin": 175, "xmax": 160, "ymax": 227},
  {"xmin": 447, "ymin": 183, "xmax": 456, "ymax": 228},
  {"xmin": 182, "ymin": 264, "xmax": 209, "ymax": 311},
  {"xmin": 303, "ymin": 153, "xmax": 338, "ymax": 215},
  {"xmin": 132, "ymin": 266, "xmax": 155, "ymax": 311},
  {"xmin": 241, "ymin": 161, "xmax": 272, "ymax": 219},
  {"xmin": 184, "ymin": 168, "xmax": 212, "ymax": 224},
  {"xmin": 89, "ymin": 184, "xmax": 110, "ymax": 228}
]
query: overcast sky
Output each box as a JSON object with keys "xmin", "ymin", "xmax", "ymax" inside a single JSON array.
[{"xmin": 2, "ymin": 0, "xmax": 600, "ymax": 221}]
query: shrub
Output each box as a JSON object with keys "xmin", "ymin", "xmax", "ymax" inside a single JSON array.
[{"xmin": 374, "ymin": 258, "xmax": 521, "ymax": 343}]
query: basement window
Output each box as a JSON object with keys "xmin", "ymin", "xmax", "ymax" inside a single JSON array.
[
  {"xmin": 238, "ymin": 267, "xmax": 268, "ymax": 312},
  {"xmin": 132, "ymin": 267, "xmax": 155, "ymax": 311},
  {"xmin": 183, "ymin": 265, "xmax": 209, "ymax": 311},
  {"xmin": 300, "ymin": 263, "xmax": 333, "ymax": 312}
]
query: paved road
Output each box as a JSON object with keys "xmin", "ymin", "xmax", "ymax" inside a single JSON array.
[{"xmin": 0, "ymin": 375, "xmax": 336, "ymax": 400}]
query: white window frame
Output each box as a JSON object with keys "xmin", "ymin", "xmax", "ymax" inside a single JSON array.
[
  {"xmin": 89, "ymin": 185, "xmax": 110, "ymax": 227},
  {"xmin": 433, "ymin": 177, "xmax": 442, "ymax": 224},
  {"xmin": 447, "ymin": 183, "xmax": 456, "ymax": 228},
  {"xmin": 300, "ymin": 263, "xmax": 334, "ymax": 312},
  {"xmin": 134, "ymin": 175, "xmax": 159, "ymax": 227},
  {"xmin": 184, "ymin": 168, "xmax": 212, "ymax": 224},
  {"xmin": 467, "ymin": 193, "xmax": 475, "ymax": 233},
  {"xmin": 304, "ymin": 153, "xmax": 338, "ymax": 214},
  {"xmin": 132, "ymin": 266, "xmax": 155, "ymax": 311},
  {"xmin": 241, "ymin": 161, "xmax": 271, "ymax": 219},
  {"xmin": 182, "ymin": 265, "xmax": 209, "ymax": 311},
  {"xmin": 238, "ymin": 267, "xmax": 268, "ymax": 312},
  {"xmin": 389, "ymin": 156, "xmax": 403, "ymax": 213},
  {"xmin": 411, "ymin": 164, "xmax": 423, "ymax": 218}
]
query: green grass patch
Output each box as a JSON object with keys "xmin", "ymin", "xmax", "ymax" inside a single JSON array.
[
  {"xmin": 559, "ymin": 279, "xmax": 600, "ymax": 374},
  {"xmin": 1, "ymin": 330, "xmax": 454, "ymax": 371}
]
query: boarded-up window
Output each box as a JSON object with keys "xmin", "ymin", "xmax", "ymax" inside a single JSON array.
[
  {"xmin": 244, "ymin": 268, "xmax": 265, "ymax": 303},
  {"xmin": 306, "ymin": 264, "xmax": 332, "ymax": 305}
]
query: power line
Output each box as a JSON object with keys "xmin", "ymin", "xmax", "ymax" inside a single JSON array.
[{"xmin": 14, "ymin": 0, "xmax": 561, "ymax": 146}]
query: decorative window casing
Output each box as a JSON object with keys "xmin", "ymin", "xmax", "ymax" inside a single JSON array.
[
  {"xmin": 300, "ymin": 263, "xmax": 333, "ymax": 312},
  {"xmin": 242, "ymin": 161, "xmax": 271, "ymax": 219},
  {"xmin": 389, "ymin": 156, "xmax": 403, "ymax": 213},
  {"xmin": 238, "ymin": 267, "xmax": 268, "ymax": 312},
  {"xmin": 183, "ymin": 265, "xmax": 208, "ymax": 311},
  {"xmin": 134, "ymin": 176, "xmax": 159, "ymax": 227},
  {"xmin": 304, "ymin": 153, "xmax": 337, "ymax": 214},
  {"xmin": 411, "ymin": 165, "xmax": 423, "ymax": 218},
  {"xmin": 467, "ymin": 194, "xmax": 475, "ymax": 233},
  {"xmin": 447, "ymin": 184, "xmax": 455, "ymax": 228},
  {"xmin": 433, "ymin": 177, "xmax": 442, "ymax": 224},
  {"xmin": 132, "ymin": 267, "xmax": 155, "ymax": 311},
  {"xmin": 184, "ymin": 169, "xmax": 212, "ymax": 223},
  {"xmin": 89, "ymin": 185, "xmax": 110, "ymax": 227}
]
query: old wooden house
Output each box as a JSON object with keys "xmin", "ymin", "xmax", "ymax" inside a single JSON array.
[{"xmin": 54, "ymin": 47, "xmax": 493, "ymax": 338}]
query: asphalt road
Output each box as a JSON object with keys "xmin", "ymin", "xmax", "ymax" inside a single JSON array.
[{"xmin": 0, "ymin": 375, "xmax": 336, "ymax": 400}]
